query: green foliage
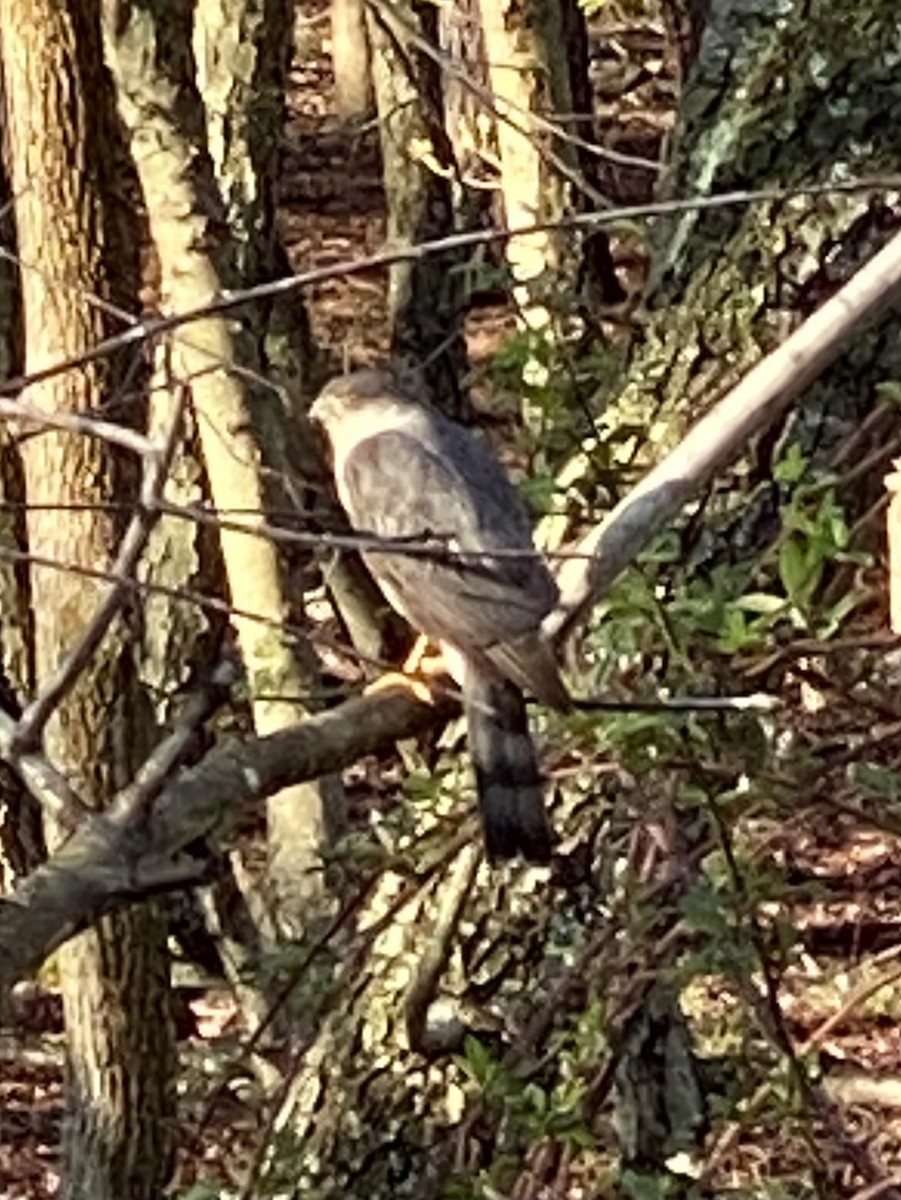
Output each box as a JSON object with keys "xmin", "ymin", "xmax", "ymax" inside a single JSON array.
[
  {"xmin": 456, "ymin": 1034, "xmax": 597, "ymax": 1149},
  {"xmin": 586, "ymin": 452, "xmax": 869, "ymax": 684},
  {"xmin": 619, "ymin": 1167, "xmax": 694, "ymax": 1200},
  {"xmin": 177, "ymin": 1184, "xmax": 222, "ymax": 1200},
  {"xmin": 850, "ymin": 761, "xmax": 901, "ymax": 802},
  {"xmin": 489, "ymin": 325, "xmax": 622, "ymax": 519}
]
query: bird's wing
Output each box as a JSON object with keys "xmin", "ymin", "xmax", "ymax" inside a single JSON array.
[
  {"xmin": 485, "ymin": 629, "xmax": 571, "ymax": 712},
  {"xmin": 339, "ymin": 427, "xmax": 556, "ymax": 651}
]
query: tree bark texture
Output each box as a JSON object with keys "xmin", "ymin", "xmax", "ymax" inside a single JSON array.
[
  {"xmin": 104, "ymin": 0, "xmax": 345, "ymax": 940},
  {"xmin": 191, "ymin": 0, "xmax": 402, "ymax": 682},
  {"xmin": 263, "ymin": 848, "xmax": 580, "ymax": 1200},
  {"xmin": 193, "ymin": 0, "xmax": 318, "ymax": 391},
  {"xmin": 0, "ymin": 141, "xmax": 41, "ymax": 892},
  {"xmin": 565, "ymin": 0, "xmax": 901, "ymax": 521},
  {"xmin": 0, "ymin": 4, "xmax": 175, "ymax": 1198}
]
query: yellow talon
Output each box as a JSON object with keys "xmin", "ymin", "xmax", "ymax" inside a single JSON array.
[
  {"xmin": 365, "ymin": 635, "xmax": 453, "ymax": 704},
  {"xmin": 365, "ymin": 670, "xmax": 436, "ymax": 705}
]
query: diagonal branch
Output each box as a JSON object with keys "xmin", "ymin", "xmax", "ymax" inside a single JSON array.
[
  {"xmin": 0, "ymin": 683, "xmax": 453, "ymax": 1000},
  {"xmin": 547, "ymin": 225, "xmax": 901, "ymax": 644}
]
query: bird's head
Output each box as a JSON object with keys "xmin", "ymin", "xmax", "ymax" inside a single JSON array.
[{"xmin": 310, "ymin": 369, "xmax": 424, "ymax": 455}]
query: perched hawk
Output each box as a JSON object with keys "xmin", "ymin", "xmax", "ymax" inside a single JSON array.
[{"xmin": 311, "ymin": 369, "xmax": 570, "ymax": 862}]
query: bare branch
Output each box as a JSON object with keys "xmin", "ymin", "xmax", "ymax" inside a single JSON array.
[
  {"xmin": 0, "ymin": 683, "xmax": 453, "ymax": 998},
  {"xmin": 11, "ymin": 390, "xmax": 187, "ymax": 752},
  {"xmin": 0, "ymin": 395, "xmax": 156, "ymax": 457}
]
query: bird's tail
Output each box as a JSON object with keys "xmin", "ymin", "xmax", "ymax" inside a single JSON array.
[{"xmin": 463, "ymin": 668, "xmax": 553, "ymax": 863}]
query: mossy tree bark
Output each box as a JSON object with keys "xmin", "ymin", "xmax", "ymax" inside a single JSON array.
[{"xmin": 569, "ymin": 0, "xmax": 901, "ymax": 511}]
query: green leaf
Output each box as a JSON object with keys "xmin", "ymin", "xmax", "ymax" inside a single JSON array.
[
  {"xmin": 620, "ymin": 1168, "xmax": 680, "ymax": 1200},
  {"xmin": 773, "ymin": 443, "xmax": 808, "ymax": 484},
  {"xmin": 817, "ymin": 586, "xmax": 867, "ymax": 638},
  {"xmin": 778, "ymin": 536, "xmax": 811, "ymax": 602},
  {"xmin": 734, "ymin": 592, "xmax": 788, "ymax": 615},
  {"xmin": 563, "ymin": 1124, "xmax": 597, "ymax": 1149},
  {"xmin": 459, "ymin": 1035, "xmax": 497, "ymax": 1088}
]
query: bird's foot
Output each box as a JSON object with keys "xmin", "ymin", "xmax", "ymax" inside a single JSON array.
[
  {"xmin": 402, "ymin": 633, "xmax": 448, "ymax": 677},
  {"xmin": 365, "ymin": 635, "xmax": 448, "ymax": 704},
  {"xmin": 365, "ymin": 671, "xmax": 435, "ymax": 705}
]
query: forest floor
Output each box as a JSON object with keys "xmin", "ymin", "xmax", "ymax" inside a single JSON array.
[{"xmin": 4, "ymin": 1, "xmax": 901, "ymax": 1198}]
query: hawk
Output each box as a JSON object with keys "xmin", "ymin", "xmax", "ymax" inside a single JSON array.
[{"xmin": 311, "ymin": 369, "xmax": 570, "ymax": 862}]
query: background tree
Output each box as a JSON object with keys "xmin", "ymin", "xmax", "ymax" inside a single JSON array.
[
  {"xmin": 365, "ymin": 0, "xmax": 470, "ymax": 412},
  {"xmin": 105, "ymin": 0, "xmax": 344, "ymax": 945},
  {"xmin": 0, "ymin": 3, "xmax": 175, "ymax": 1198}
]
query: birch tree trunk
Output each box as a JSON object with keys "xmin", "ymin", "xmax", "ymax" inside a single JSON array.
[{"xmin": 479, "ymin": 0, "xmax": 579, "ymax": 333}]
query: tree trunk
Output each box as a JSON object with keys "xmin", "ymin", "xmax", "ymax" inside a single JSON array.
[
  {"xmin": 104, "ymin": 0, "xmax": 345, "ymax": 941},
  {"xmin": 0, "ymin": 135, "xmax": 41, "ymax": 892},
  {"xmin": 366, "ymin": 0, "xmax": 469, "ymax": 415},
  {"xmin": 479, "ymin": 0, "xmax": 579, "ymax": 333},
  {"xmin": 331, "ymin": 0, "xmax": 375, "ymax": 120},
  {"xmin": 266, "ymin": 849, "xmax": 489, "ymax": 1199},
  {"xmin": 193, "ymin": 0, "xmax": 320, "ymax": 392},
  {"xmin": 0, "ymin": 4, "xmax": 175, "ymax": 1198},
  {"xmin": 551, "ymin": 0, "xmax": 901, "ymax": 543}
]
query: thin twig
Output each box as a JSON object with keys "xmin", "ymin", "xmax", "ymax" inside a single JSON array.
[
  {"xmin": 0, "ymin": 395, "xmax": 155, "ymax": 456},
  {"xmin": 404, "ymin": 842, "xmax": 481, "ymax": 1052},
  {"xmin": 0, "ymin": 180, "xmax": 896, "ymax": 401},
  {"xmin": 798, "ymin": 953, "xmax": 901, "ymax": 1056},
  {"xmin": 11, "ymin": 390, "xmax": 187, "ymax": 753}
]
